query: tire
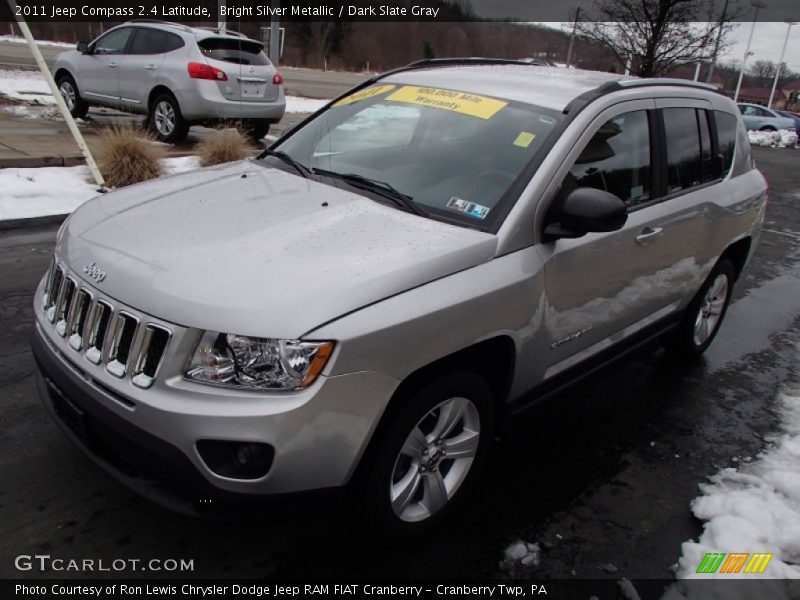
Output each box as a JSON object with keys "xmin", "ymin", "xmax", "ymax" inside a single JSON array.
[
  {"xmin": 149, "ymin": 93, "xmax": 189, "ymax": 144},
  {"xmin": 669, "ymin": 259, "xmax": 735, "ymax": 357},
  {"xmin": 56, "ymin": 74, "xmax": 88, "ymax": 120},
  {"xmin": 357, "ymin": 371, "xmax": 494, "ymax": 536},
  {"xmin": 241, "ymin": 119, "xmax": 270, "ymax": 142}
]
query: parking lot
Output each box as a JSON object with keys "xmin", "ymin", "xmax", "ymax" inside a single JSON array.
[{"xmin": 1, "ymin": 146, "xmax": 799, "ymax": 582}]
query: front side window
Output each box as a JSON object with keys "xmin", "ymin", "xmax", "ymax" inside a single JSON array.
[
  {"xmin": 269, "ymin": 84, "xmax": 561, "ymax": 228},
  {"xmin": 93, "ymin": 28, "xmax": 132, "ymax": 55},
  {"xmin": 556, "ymin": 110, "xmax": 652, "ymax": 210}
]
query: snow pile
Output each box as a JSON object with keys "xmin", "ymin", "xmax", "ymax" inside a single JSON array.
[
  {"xmin": 747, "ymin": 129, "xmax": 798, "ymax": 148},
  {"xmin": 0, "ymin": 68, "xmax": 329, "ymax": 114},
  {"xmin": 667, "ymin": 371, "xmax": 800, "ymax": 599},
  {"xmin": 0, "ymin": 156, "xmax": 200, "ymax": 221},
  {"xmin": 500, "ymin": 540, "xmax": 541, "ymax": 575}
]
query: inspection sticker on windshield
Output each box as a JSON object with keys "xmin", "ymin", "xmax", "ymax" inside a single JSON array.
[
  {"xmin": 386, "ymin": 86, "xmax": 507, "ymax": 119},
  {"xmin": 447, "ymin": 197, "xmax": 491, "ymax": 220},
  {"xmin": 333, "ymin": 85, "xmax": 397, "ymax": 107},
  {"xmin": 513, "ymin": 131, "xmax": 537, "ymax": 148}
]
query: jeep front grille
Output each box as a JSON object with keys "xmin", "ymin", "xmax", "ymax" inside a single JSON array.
[{"xmin": 41, "ymin": 260, "xmax": 171, "ymax": 390}]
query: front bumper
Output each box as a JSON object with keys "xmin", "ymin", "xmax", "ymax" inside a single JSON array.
[{"xmin": 31, "ymin": 274, "xmax": 399, "ymax": 513}]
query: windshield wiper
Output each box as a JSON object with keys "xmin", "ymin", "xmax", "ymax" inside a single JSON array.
[
  {"xmin": 262, "ymin": 149, "xmax": 312, "ymax": 179},
  {"xmin": 313, "ymin": 169, "xmax": 427, "ymax": 216}
]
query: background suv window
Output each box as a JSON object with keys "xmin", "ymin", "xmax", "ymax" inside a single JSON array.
[
  {"xmin": 93, "ymin": 28, "xmax": 132, "ymax": 55},
  {"xmin": 558, "ymin": 110, "xmax": 651, "ymax": 209},
  {"xmin": 128, "ymin": 28, "xmax": 166, "ymax": 55}
]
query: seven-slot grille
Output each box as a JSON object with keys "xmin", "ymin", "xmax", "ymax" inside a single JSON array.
[{"xmin": 42, "ymin": 260, "xmax": 171, "ymax": 390}]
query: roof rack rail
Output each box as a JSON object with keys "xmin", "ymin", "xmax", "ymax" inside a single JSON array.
[
  {"xmin": 196, "ymin": 26, "xmax": 247, "ymax": 38},
  {"xmin": 126, "ymin": 20, "xmax": 194, "ymax": 33},
  {"xmin": 614, "ymin": 78, "xmax": 721, "ymax": 92}
]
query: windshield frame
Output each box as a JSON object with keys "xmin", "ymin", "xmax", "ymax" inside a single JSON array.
[{"xmin": 258, "ymin": 77, "xmax": 565, "ymax": 233}]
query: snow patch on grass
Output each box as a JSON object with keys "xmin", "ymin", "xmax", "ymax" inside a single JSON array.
[
  {"xmin": 0, "ymin": 34, "xmax": 74, "ymax": 49},
  {"xmin": 0, "ymin": 156, "xmax": 200, "ymax": 221}
]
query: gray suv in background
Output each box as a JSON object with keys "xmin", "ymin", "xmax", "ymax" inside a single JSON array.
[
  {"xmin": 32, "ymin": 60, "xmax": 767, "ymax": 534},
  {"xmin": 53, "ymin": 21, "xmax": 286, "ymax": 143}
]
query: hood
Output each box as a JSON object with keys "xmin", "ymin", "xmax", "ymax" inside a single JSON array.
[{"xmin": 61, "ymin": 162, "xmax": 497, "ymax": 338}]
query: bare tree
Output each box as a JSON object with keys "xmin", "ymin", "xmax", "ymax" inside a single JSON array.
[
  {"xmin": 749, "ymin": 59, "xmax": 777, "ymax": 87},
  {"xmin": 575, "ymin": 0, "xmax": 739, "ymax": 77}
]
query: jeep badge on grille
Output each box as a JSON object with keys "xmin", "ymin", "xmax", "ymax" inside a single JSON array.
[{"xmin": 83, "ymin": 262, "xmax": 107, "ymax": 284}]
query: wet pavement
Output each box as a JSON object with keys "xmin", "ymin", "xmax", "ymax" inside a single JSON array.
[{"xmin": 0, "ymin": 147, "xmax": 798, "ymax": 582}]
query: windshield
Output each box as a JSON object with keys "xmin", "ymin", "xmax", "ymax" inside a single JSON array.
[{"xmin": 266, "ymin": 83, "xmax": 561, "ymax": 228}]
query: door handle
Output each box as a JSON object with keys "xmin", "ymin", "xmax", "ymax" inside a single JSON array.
[
  {"xmin": 145, "ymin": 64, "xmax": 157, "ymax": 70},
  {"xmin": 107, "ymin": 62, "xmax": 118, "ymax": 68},
  {"xmin": 635, "ymin": 227, "xmax": 664, "ymax": 245}
]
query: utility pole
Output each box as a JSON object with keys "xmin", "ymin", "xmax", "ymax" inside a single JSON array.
[
  {"xmin": 269, "ymin": 0, "xmax": 280, "ymax": 66},
  {"xmin": 768, "ymin": 22, "xmax": 794, "ymax": 108},
  {"xmin": 565, "ymin": 7, "xmax": 580, "ymax": 68},
  {"xmin": 706, "ymin": 0, "xmax": 731, "ymax": 83},
  {"xmin": 5, "ymin": 0, "xmax": 104, "ymax": 188},
  {"xmin": 218, "ymin": 0, "xmax": 226, "ymax": 35},
  {"xmin": 734, "ymin": 1, "xmax": 767, "ymax": 103}
]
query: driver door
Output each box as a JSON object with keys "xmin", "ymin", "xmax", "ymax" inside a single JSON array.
[
  {"xmin": 537, "ymin": 100, "xmax": 677, "ymax": 380},
  {"xmin": 78, "ymin": 27, "xmax": 133, "ymax": 107}
]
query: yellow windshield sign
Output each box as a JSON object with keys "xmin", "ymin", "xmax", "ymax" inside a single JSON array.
[
  {"xmin": 386, "ymin": 86, "xmax": 507, "ymax": 119},
  {"xmin": 333, "ymin": 84, "xmax": 397, "ymax": 107}
]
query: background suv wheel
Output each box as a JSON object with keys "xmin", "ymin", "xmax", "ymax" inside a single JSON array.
[
  {"xmin": 149, "ymin": 93, "xmax": 189, "ymax": 144},
  {"xmin": 56, "ymin": 74, "xmax": 88, "ymax": 120}
]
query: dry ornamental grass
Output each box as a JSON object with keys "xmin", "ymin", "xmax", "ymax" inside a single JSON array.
[
  {"xmin": 96, "ymin": 125, "xmax": 165, "ymax": 188},
  {"xmin": 196, "ymin": 127, "xmax": 258, "ymax": 167}
]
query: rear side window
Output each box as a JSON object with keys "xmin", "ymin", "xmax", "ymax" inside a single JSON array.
[
  {"xmin": 714, "ymin": 111, "xmax": 738, "ymax": 178},
  {"xmin": 129, "ymin": 29, "xmax": 165, "ymax": 55},
  {"xmin": 560, "ymin": 110, "xmax": 652, "ymax": 208},
  {"xmin": 198, "ymin": 38, "xmax": 269, "ymax": 66},
  {"xmin": 663, "ymin": 108, "xmax": 713, "ymax": 193}
]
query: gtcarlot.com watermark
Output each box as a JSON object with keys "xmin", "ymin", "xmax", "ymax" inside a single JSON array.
[{"xmin": 14, "ymin": 554, "xmax": 194, "ymax": 573}]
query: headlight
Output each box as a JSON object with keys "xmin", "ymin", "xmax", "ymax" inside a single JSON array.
[{"xmin": 186, "ymin": 331, "xmax": 334, "ymax": 391}]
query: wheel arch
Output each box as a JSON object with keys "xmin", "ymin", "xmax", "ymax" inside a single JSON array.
[
  {"xmin": 349, "ymin": 335, "xmax": 516, "ymax": 483},
  {"xmin": 719, "ymin": 236, "xmax": 752, "ymax": 281},
  {"xmin": 148, "ymin": 85, "xmax": 176, "ymax": 110}
]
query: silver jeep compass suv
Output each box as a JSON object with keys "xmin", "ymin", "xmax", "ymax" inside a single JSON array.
[
  {"xmin": 53, "ymin": 20, "xmax": 286, "ymax": 143},
  {"xmin": 32, "ymin": 60, "xmax": 767, "ymax": 533}
]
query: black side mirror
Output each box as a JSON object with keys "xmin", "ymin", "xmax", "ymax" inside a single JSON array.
[
  {"xmin": 544, "ymin": 187, "xmax": 628, "ymax": 240},
  {"xmin": 76, "ymin": 41, "xmax": 90, "ymax": 54}
]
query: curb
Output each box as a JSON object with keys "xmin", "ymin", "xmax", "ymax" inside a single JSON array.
[
  {"xmin": 0, "ymin": 213, "xmax": 68, "ymax": 232},
  {"xmin": 0, "ymin": 156, "xmax": 85, "ymax": 168}
]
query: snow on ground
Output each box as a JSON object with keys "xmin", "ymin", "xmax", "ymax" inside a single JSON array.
[
  {"xmin": 0, "ymin": 156, "xmax": 200, "ymax": 221},
  {"xmin": 0, "ymin": 34, "xmax": 74, "ymax": 48},
  {"xmin": 664, "ymin": 354, "xmax": 800, "ymax": 599},
  {"xmin": 0, "ymin": 68, "xmax": 329, "ymax": 114}
]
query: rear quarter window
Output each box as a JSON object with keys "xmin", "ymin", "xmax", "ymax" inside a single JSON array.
[
  {"xmin": 714, "ymin": 111, "xmax": 738, "ymax": 178},
  {"xmin": 198, "ymin": 38, "xmax": 269, "ymax": 66}
]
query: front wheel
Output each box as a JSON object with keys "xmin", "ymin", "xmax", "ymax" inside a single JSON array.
[
  {"xmin": 149, "ymin": 93, "xmax": 189, "ymax": 144},
  {"xmin": 669, "ymin": 259, "xmax": 735, "ymax": 357},
  {"xmin": 358, "ymin": 371, "xmax": 494, "ymax": 536},
  {"xmin": 56, "ymin": 74, "xmax": 88, "ymax": 120}
]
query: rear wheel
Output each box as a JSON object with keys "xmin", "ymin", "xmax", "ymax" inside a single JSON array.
[
  {"xmin": 56, "ymin": 74, "xmax": 88, "ymax": 120},
  {"xmin": 357, "ymin": 371, "xmax": 494, "ymax": 536},
  {"xmin": 759, "ymin": 126, "xmax": 777, "ymax": 132},
  {"xmin": 241, "ymin": 119, "xmax": 270, "ymax": 142},
  {"xmin": 669, "ymin": 259, "xmax": 735, "ymax": 357},
  {"xmin": 149, "ymin": 93, "xmax": 189, "ymax": 144}
]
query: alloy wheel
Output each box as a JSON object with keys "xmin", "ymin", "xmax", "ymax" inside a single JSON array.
[
  {"xmin": 390, "ymin": 396, "xmax": 480, "ymax": 523},
  {"xmin": 154, "ymin": 100, "xmax": 176, "ymax": 136},
  {"xmin": 693, "ymin": 273, "xmax": 729, "ymax": 346}
]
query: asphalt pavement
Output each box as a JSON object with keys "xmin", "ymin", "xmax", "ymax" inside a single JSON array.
[{"xmin": 0, "ymin": 147, "xmax": 799, "ymax": 583}]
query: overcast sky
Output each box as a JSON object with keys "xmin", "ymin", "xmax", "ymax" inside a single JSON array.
[{"xmin": 534, "ymin": 21, "xmax": 800, "ymax": 73}]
